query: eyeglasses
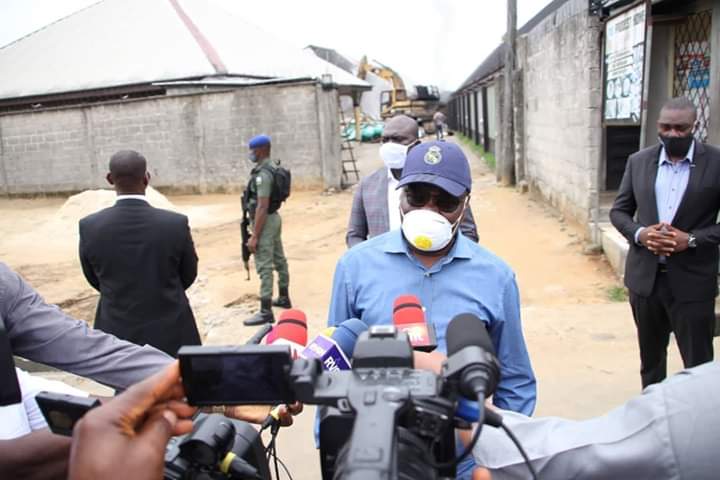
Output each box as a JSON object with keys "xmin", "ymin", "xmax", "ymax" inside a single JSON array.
[{"xmin": 404, "ymin": 184, "xmax": 464, "ymax": 213}]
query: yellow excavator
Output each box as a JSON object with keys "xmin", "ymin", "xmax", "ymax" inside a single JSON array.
[{"xmin": 357, "ymin": 56, "xmax": 441, "ymax": 133}]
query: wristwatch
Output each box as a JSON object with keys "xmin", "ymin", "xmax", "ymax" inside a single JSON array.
[{"xmin": 688, "ymin": 233, "xmax": 697, "ymax": 248}]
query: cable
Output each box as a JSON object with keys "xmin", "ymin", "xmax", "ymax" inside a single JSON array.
[
  {"xmin": 499, "ymin": 422, "xmax": 538, "ymax": 480},
  {"xmin": 427, "ymin": 413, "xmax": 483, "ymax": 470},
  {"xmin": 275, "ymin": 456, "xmax": 294, "ymax": 480}
]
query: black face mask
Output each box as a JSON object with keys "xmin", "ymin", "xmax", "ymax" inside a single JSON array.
[{"xmin": 659, "ymin": 134, "xmax": 693, "ymax": 158}]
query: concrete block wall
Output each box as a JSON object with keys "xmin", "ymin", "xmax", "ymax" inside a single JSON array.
[
  {"xmin": 0, "ymin": 82, "xmax": 341, "ymax": 195},
  {"xmin": 519, "ymin": 0, "xmax": 603, "ymax": 225}
]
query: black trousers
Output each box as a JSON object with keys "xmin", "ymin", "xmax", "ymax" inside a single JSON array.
[{"xmin": 629, "ymin": 271, "xmax": 715, "ymax": 388}]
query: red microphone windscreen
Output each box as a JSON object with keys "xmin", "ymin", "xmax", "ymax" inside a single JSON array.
[
  {"xmin": 392, "ymin": 294, "xmax": 425, "ymax": 325},
  {"xmin": 269, "ymin": 309, "xmax": 308, "ymax": 346}
]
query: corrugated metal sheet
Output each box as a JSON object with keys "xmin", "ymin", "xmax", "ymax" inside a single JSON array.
[{"xmin": 0, "ymin": 0, "xmax": 367, "ymax": 101}]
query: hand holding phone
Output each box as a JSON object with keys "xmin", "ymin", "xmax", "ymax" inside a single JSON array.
[{"xmin": 35, "ymin": 392, "xmax": 101, "ymax": 437}]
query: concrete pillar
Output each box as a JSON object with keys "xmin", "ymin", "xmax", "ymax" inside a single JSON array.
[{"xmin": 710, "ymin": 4, "xmax": 720, "ymax": 144}]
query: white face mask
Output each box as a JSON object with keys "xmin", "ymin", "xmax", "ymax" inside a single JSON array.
[
  {"xmin": 379, "ymin": 142, "xmax": 408, "ymax": 170},
  {"xmin": 401, "ymin": 208, "xmax": 460, "ymax": 252}
]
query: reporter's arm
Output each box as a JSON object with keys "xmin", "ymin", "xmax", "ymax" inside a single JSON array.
[
  {"xmin": 474, "ymin": 362, "xmax": 720, "ymax": 479},
  {"xmin": 0, "ymin": 262, "xmax": 172, "ymax": 390},
  {"xmin": 0, "ymin": 430, "xmax": 71, "ymax": 480}
]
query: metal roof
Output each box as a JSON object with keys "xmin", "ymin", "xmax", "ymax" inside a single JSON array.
[{"xmin": 0, "ymin": 0, "xmax": 368, "ymax": 101}]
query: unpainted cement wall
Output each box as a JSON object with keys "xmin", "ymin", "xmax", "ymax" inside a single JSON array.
[
  {"xmin": 0, "ymin": 82, "xmax": 341, "ymax": 195},
  {"xmin": 518, "ymin": 0, "xmax": 603, "ymax": 225}
]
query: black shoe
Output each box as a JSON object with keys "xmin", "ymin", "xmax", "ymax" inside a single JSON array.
[
  {"xmin": 243, "ymin": 309, "xmax": 274, "ymax": 326},
  {"xmin": 244, "ymin": 297, "xmax": 275, "ymax": 326},
  {"xmin": 272, "ymin": 296, "xmax": 292, "ymax": 309}
]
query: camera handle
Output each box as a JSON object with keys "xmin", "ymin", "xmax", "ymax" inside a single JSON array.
[{"xmin": 335, "ymin": 384, "xmax": 407, "ymax": 480}]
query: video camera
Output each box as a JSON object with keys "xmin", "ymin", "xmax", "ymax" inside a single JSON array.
[
  {"xmin": 178, "ymin": 313, "xmax": 502, "ymax": 480},
  {"xmin": 164, "ymin": 413, "xmax": 270, "ymax": 480}
]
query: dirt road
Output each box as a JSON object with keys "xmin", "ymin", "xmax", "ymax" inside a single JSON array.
[{"xmin": 2, "ymin": 139, "xmax": 716, "ymax": 478}]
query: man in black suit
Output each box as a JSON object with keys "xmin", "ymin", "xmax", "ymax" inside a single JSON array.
[
  {"xmin": 610, "ymin": 97, "xmax": 720, "ymax": 387},
  {"xmin": 79, "ymin": 150, "xmax": 201, "ymax": 356}
]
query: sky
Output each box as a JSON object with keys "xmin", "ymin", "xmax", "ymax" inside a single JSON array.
[{"xmin": 0, "ymin": 0, "xmax": 553, "ymax": 91}]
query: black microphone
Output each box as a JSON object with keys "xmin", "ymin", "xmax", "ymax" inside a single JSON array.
[
  {"xmin": 245, "ymin": 323, "xmax": 273, "ymax": 345},
  {"xmin": 443, "ymin": 313, "xmax": 500, "ymax": 400}
]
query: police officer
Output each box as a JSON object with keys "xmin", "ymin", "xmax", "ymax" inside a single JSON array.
[{"xmin": 244, "ymin": 134, "xmax": 291, "ymax": 326}]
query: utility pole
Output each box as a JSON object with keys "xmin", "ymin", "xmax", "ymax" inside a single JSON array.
[{"xmin": 501, "ymin": 0, "xmax": 517, "ymax": 186}]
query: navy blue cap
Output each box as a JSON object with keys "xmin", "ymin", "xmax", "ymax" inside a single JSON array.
[
  {"xmin": 397, "ymin": 141, "xmax": 471, "ymax": 196},
  {"xmin": 248, "ymin": 134, "xmax": 271, "ymax": 149}
]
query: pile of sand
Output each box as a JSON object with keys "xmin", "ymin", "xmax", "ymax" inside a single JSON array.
[{"xmin": 53, "ymin": 187, "xmax": 178, "ymax": 224}]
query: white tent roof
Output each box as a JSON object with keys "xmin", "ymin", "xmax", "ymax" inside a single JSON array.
[{"xmin": 0, "ymin": 0, "xmax": 367, "ymax": 101}]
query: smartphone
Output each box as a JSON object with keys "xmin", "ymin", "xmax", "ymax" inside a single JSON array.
[
  {"xmin": 178, "ymin": 345, "xmax": 295, "ymax": 406},
  {"xmin": 35, "ymin": 391, "xmax": 101, "ymax": 436}
]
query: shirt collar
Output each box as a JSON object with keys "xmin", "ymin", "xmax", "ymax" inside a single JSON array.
[
  {"xmin": 116, "ymin": 194, "xmax": 149, "ymax": 203},
  {"xmin": 381, "ymin": 228, "xmax": 474, "ymax": 260},
  {"xmin": 659, "ymin": 139, "xmax": 695, "ymax": 166}
]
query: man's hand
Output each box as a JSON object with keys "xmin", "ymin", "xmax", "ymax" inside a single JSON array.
[
  {"xmin": 226, "ymin": 402, "xmax": 303, "ymax": 427},
  {"xmin": 473, "ymin": 468, "xmax": 492, "ymax": 480},
  {"xmin": 639, "ymin": 223, "xmax": 676, "ymax": 255},
  {"xmin": 68, "ymin": 362, "xmax": 196, "ymax": 480},
  {"xmin": 247, "ymin": 235, "xmax": 258, "ymax": 254},
  {"xmin": 664, "ymin": 225, "xmax": 690, "ymax": 253}
]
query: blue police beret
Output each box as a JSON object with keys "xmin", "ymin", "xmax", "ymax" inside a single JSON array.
[{"xmin": 249, "ymin": 134, "xmax": 271, "ymax": 149}]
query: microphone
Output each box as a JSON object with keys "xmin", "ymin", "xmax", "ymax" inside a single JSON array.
[
  {"xmin": 443, "ymin": 313, "xmax": 500, "ymax": 400},
  {"xmin": 455, "ymin": 397, "xmax": 502, "ymax": 428},
  {"xmin": 392, "ymin": 294, "xmax": 437, "ymax": 352},
  {"xmin": 245, "ymin": 323, "xmax": 273, "ymax": 345},
  {"xmin": 302, "ymin": 318, "xmax": 368, "ymax": 372},
  {"xmin": 266, "ymin": 309, "xmax": 308, "ymax": 358}
]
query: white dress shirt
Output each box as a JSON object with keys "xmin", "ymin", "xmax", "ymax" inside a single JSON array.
[
  {"xmin": 0, "ymin": 368, "xmax": 88, "ymax": 439},
  {"xmin": 386, "ymin": 169, "xmax": 402, "ymax": 231},
  {"xmin": 115, "ymin": 194, "xmax": 149, "ymax": 204}
]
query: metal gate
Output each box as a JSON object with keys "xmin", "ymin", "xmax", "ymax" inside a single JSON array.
[{"xmin": 673, "ymin": 10, "xmax": 712, "ymax": 143}]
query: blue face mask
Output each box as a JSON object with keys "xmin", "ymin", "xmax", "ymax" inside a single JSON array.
[{"xmin": 248, "ymin": 151, "xmax": 258, "ymax": 163}]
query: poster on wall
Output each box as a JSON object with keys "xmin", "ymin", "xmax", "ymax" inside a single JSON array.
[{"xmin": 604, "ymin": 3, "xmax": 646, "ymax": 123}]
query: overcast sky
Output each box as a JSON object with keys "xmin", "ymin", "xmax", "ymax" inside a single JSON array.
[{"xmin": 0, "ymin": 0, "xmax": 552, "ymax": 91}]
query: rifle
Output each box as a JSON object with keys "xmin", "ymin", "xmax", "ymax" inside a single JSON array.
[{"xmin": 240, "ymin": 189, "xmax": 252, "ymax": 281}]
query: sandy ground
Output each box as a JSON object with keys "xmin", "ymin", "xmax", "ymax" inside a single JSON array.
[{"xmin": 2, "ymin": 138, "xmax": 718, "ymax": 479}]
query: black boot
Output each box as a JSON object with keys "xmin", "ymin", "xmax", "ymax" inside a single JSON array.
[
  {"xmin": 272, "ymin": 286, "xmax": 292, "ymax": 309},
  {"xmin": 244, "ymin": 297, "xmax": 275, "ymax": 326}
]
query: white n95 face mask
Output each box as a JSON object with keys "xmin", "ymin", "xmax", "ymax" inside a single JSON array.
[
  {"xmin": 401, "ymin": 208, "xmax": 457, "ymax": 252},
  {"xmin": 379, "ymin": 142, "xmax": 408, "ymax": 170}
]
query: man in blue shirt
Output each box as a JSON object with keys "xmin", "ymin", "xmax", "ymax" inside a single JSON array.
[{"xmin": 328, "ymin": 141, "xmax": 536, "ymax": 415}]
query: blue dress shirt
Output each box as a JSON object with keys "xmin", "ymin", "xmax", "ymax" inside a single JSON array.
[
  {"xmin": 327, "ymin": 229, "xmax": 537, "ymax": 415},
  {"xmin": 634, "ymin": 141, "xmax": 695, "ymax": 248}
]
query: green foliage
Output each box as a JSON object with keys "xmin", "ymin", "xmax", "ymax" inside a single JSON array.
[
  {"xmin": 607, "ymin": 285, "xmax": 628, "ymax": 302},
  {"xmin": 457, "ymin": 134, "xmax": 495, "ymax": 169}
]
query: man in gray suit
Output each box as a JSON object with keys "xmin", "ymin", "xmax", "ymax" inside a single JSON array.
[{"xmin": 346, "ymin": 114, "xmax": 478, "ymax": 248}]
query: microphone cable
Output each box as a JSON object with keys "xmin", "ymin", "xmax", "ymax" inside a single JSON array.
[
  {"xmin": 263, "ymin": 426, "xmax": 294, "ymax": 480},
  {"xmin": 424, "ymin": 396, "xmax": 538, "ymax": 480}
]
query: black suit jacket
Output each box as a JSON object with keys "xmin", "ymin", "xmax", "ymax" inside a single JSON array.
[
  {"xmin": 79, "ymin": 199, "xmax": 201, "ymax": 356},
  {"xmin": 610, "ymin": 142, "xmax": 720, "ymax": 301}
]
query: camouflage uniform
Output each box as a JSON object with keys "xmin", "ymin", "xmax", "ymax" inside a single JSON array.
[{"xmin": 248, "ymin": 158, "xmax": 289, "ymax": 301}]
